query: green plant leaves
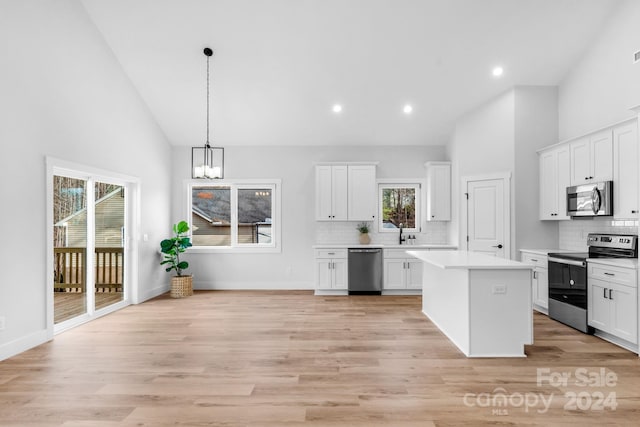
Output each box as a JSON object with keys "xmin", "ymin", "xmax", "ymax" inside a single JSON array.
[{"xmin": 160, "ymin": 221, "xmax": 192, "ymax": 275}]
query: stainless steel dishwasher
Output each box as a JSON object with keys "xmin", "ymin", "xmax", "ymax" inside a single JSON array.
[{"xmin": 348, "ymin": 248, "xmax": 383, "ymax": 295}]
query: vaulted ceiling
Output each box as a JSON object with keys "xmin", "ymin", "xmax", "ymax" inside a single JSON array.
[{"xmin": 81, "ymin": 0, "xmax": 619, "ymax": 146}]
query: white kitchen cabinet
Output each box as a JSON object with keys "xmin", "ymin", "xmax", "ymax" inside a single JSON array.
[
  {"xmin": 613, "ymin": 121, "xmax": 639, "ymax": 219},
  {"xmin": 539, "ymin": 145, "xmax": 570, "ymax": 220},
  {"xmin": 315, "ymin": 249, "xmax": 348, "ymax": 290},
  {"xmin": 315, "ymin": 165, "xmax": 348, "ymax": 221},
  {"xmin": 347, "ymin": 164, "xmax": 377, "ymax": 221},
  {"xmin": 569, "ymin": 130, "xmax": 613, "ymax": 186},
  {"xmin": 521, "ymin": 252, "xmax": 549, "ymax": 313},
  {"xmin": 425, "ymin": 162, "xmax": 451, "ymax": 221},
  {"xmin": 315, "ymin": 164, "xmax": 376, "ymax": 221},
  {"xmin": 383, "ymin": 249, "xmax": 425, "ymax": 290},
  {"xmin": 588, "ymin": 263, "xmax": 638, "ymax": 345}
]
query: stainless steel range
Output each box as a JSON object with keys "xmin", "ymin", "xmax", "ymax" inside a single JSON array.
[{"xmin": 547, "ymin": 234, "xmax": 638, "ymax": 333}]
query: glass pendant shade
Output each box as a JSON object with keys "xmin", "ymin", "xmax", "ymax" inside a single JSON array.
[{"xmin": 192, "ymin": 144, "xmax": 224, "ymax": 179}]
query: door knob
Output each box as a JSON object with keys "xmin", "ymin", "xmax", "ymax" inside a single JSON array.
[{"xmin": 492, "ymin": 244, "xmax": 503, "ymax": 249}]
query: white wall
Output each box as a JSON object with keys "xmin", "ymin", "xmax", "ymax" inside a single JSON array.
[
  {"xmin": 0, "ymin": 1, "xmax": 172, "ymax": 359},
  {"xmin": 514, "ymin": 87, "xmax": 560, "ymax": 253},
  {"xmin": 557, "ymin": 0, "xmax": 640, "ymax": 248},
  {"xmin": 447, "ymin": 87, "xmax": 558, "ymax": 257},
  {"xmin": 171, "ymin": 145, "xmax": 447, "ymax": 289},
  {"xmin": 558, "ymin": 0, "xmax": 640, "ymax": 139},
  {"xmin": 448, "ymin": 90, "xmax": 516, "ymax": 253}
]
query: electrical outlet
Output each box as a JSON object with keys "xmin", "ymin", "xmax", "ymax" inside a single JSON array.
[
  {"xmin": 0, "ymin": 316, "xmax": 5, "ymax": 331},
  {"xmin": 492, "ymin": 285, "xmax": 507, "ymax": 295}
]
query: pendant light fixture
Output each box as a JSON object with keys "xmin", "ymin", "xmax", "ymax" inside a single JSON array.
[{"xmin": 192, "ymin": 47, "xmax": 224, "ymax": 179}]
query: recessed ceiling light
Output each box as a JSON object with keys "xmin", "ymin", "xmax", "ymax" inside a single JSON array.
[
  {"xmin": 332, "ymin": 104, "xmax": 343, "ymax": 113},
  {"xmin": 403, "ymin": 105, "xmax": 413, "ymax": 114},
  {"xmin": 492, "ymin": 66, "xmax": 504, "ymax": 77}
]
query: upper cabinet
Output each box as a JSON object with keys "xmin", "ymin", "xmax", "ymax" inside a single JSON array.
[
  {"xmin": 613, "ymin": 122, "xmax": 639, "ymax": 219},
  {"xmin": 347, "ymin": 165, "xmax": 377, "ymax": 221},
  {"xmin": 315, "ymin": 163, "xmax": 376, "ymax": 221},
  {"xmin": 425, "ymin": 162, "xmax": 451, "ymax": 221},
  {"xmin": 539, "ymin": 145, "xmax": 570, "ymax": 220},
  {"xmin": 569, "ymin": 130, "xmax": 613, "ymax": 186},
  {"xmin": 539, "ymin": 117, "xmax": 638, "ymax": 221},
  {"xmin": 315, "ymin": 165, "xmax": 348, "ymax": 221}
]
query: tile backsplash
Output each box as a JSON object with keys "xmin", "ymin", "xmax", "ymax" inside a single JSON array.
[
  {"xmin": 559, "ymin": 218, "xmax": 639, "ymax": 251},
  {"xmin": 315, "ymin": 221, "xmax": 449, "ymax": 245}
]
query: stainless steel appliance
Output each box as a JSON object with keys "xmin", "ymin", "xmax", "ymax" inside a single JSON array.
[
  {"xmin": 348, "ymin": 248, "xmax": 382, "ymax": 295},
  {"xmin": 548, "ymin": 233, "xmax": 637, "ymax": 333},
  {"xmin": 566, "ymin": 181, "xmax": 613, "ymax": 217}
]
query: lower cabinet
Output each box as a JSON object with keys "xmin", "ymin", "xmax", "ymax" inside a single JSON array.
[
  {"xmin": 384, "ymin": 249, "xmax": 427, "ymax": 291},
  {"xmin": 315, "ymin": 249, "xmax": 347, "ymax": 290},
  {"xmin": 520, "ymin": 252, "xmax": 549, "ymax": 313},
  {"xmin": 588, "ymin": 263, "xmax": 638, "ymax": 345},
  {"xmin": 384, "ymin": 258, "xmax": 423, "ymax": 290}
]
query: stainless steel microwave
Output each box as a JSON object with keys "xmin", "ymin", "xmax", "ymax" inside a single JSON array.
[{"xmin": 566, "ymin": 181, "xmax": 613, "ymax": 217}]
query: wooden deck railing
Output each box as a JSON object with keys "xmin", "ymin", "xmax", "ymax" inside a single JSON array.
[
  {"xmin": 54, "ymin": 247, "xmax": 86, "ymax": 291},
  {"xmin": 54, "ymin": 247, "xmax": 123, "ymax": 292},
  {"xmin": 95, "ymin": 247, "xmax": 123, "ymax": 291}
]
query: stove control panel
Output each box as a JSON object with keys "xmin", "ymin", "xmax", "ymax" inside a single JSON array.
[{"xmin": 588, "ymin": 234, "xmax": 638, "ymax": 251}]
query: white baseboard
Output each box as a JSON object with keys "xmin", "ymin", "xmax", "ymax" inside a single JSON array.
[
  {"xmin": 0, "ymin": 329, "xmax": 50, "ymax": 362},
  {"xmin": 138, "ymin": 283, "xmax": 170, "ymax": 302},
  {"xmin": 194, "ymin": 280, "xmax": 314, "ymax": 290},
  {"xmin": 314, "ymin": 289, "xmax": 348, "ymax": 296},
  {"xmin": 382, "ymin": 290, "xmax": 422, "ymax": 295},
  {"xmin": 593, "ymin": 330, "xmax": 639, "ymax": 354}
]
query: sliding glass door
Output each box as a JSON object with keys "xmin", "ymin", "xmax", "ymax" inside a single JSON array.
[
  {"xmin": 51, "ymin": 164, "xmax": 134, "ymax": 332},
  {"xmin": 93, "ymin": 181, "xmax": 125, "ymax": 312},
  {"xmin": 53, "ymin": 175, "xmax": 88, "ymax": 324}
]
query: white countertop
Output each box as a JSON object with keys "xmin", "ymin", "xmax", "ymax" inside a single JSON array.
[
  {"xmin": 519, "ymin": 248, "xmax": 575, "ymax": 256},
  {"xmin": 407, "ymin": 250, "xmax": 533, "ymax": 270},
  {"xmin": 313, "ymin": 244, "xmax": 458, "ymax": 250},
  {"xmin": 587, "ymin": 258, "xmax": 639, "ymax": 269}
]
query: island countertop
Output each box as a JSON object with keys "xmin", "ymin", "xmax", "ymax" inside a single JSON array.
[{"xmin": 406, "ymin": 250, "xmax": 533, "ymax": 270}]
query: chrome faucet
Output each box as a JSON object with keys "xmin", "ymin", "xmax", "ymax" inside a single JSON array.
[{"xmin": 399, "ymin": 223, "xmax": 405, "ymax": 245}]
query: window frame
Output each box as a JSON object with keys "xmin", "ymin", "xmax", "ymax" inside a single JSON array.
[
  {"xmin": 377, "ymin": 180, "xmax": 423, "ymax": 233},
  {"xmin": 186, "ymin": 179, "xmax": 282, "ymax": 253}
]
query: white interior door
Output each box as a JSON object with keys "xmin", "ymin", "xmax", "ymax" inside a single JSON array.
[{"xmin": 466, "ymin": 178, "xmax": 506, "ymax": 258}]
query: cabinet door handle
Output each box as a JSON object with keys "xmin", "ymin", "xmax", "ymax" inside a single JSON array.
[
  {"xmin": 604, "ymin": 272, "xmax": 615, "ymax": 276},
  {"xmin": 585, "ymin": 177, "xmax": 589, "ymax": 180},
  {"xmin": 603, "ymin": 287, "xmax": 608, "ymax": 299},
  {"xmin": 609, "ymin": 289, "xmax": 613, "ymax": 300},
  {"xmin": 632, "ymin": 210, "xmax": 638, "ymax": 214},
  {"xmin": 533, "ymin": 271, "xmax": 537, "ymax": 279},
  {"xmin": 531, "ymin": 259, "xmax": 538, "ymax": 262}
]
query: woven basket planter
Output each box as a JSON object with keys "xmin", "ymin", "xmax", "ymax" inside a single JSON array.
[{"xmin": 170, "ymin": 275, "xmax": 193, "ymax": 298}]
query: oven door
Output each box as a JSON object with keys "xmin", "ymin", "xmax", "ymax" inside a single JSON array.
[{"xmin": 548, "ymin": 257, "xmax": 587, "ymax": 309}]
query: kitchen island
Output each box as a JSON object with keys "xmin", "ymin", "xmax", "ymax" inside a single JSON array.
[{"xmin": 407, "ymin": 250, "xmax": 533, "ymax": 357}]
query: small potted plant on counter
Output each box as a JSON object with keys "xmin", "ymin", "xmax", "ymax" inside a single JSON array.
[
  {"xmin": 357, "ymin": 222, "xmax": 371, "ymax": 245},
  {"xmin": 160, "ymin": 220, "xmax": 193, "ymax": 298}
]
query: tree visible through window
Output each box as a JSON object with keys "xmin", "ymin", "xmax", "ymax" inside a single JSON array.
[{"xmin": 379, "ymin": 184, "xmax": 420, "ymax": 232}]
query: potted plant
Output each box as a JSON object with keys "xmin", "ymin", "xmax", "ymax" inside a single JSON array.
[
  {"xmin": 160, "ymin": 220, "xmax": 193, "ymax": 298},
  {"xmin": 356, "ymin": 222, "xmax": 371, "ymax": 245}
]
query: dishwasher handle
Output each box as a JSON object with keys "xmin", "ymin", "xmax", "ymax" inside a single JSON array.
[{"xmin": 349, "ymin": 249, "xmax": 381, "ymax": 253}]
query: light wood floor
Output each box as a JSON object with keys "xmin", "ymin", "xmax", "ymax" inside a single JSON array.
[{"xmin": 2, "ymin": 291, "xmax": 640, "ymax": 426}]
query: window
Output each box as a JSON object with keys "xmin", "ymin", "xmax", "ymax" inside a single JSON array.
[
  {"xmin": 378, "ymin": 183, "xmax": 421, "ymax": 232},
  {"xmin": 188, "ymin": 180, "xmax": 280, "ymax": 252}
]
